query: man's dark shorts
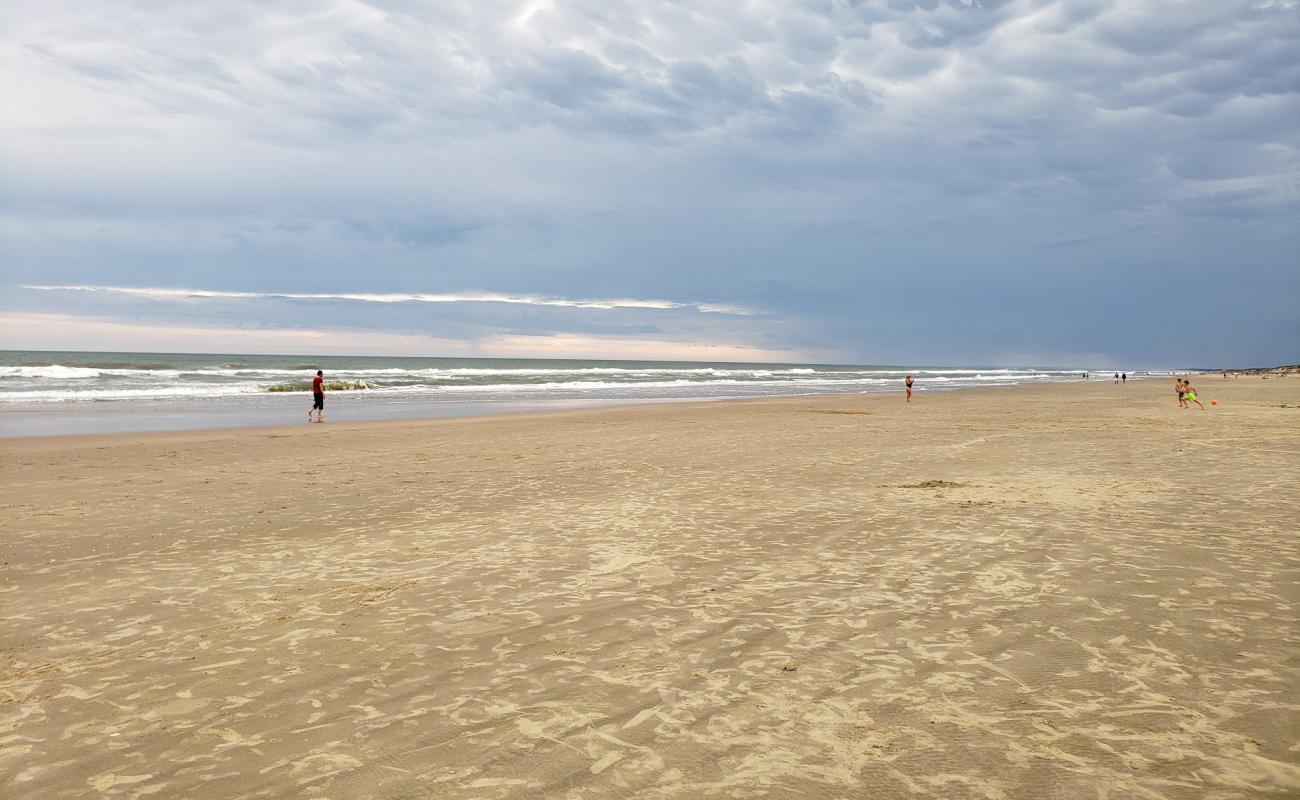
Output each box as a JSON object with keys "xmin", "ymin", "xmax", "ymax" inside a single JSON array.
[{"xmin": 312, "ymin": 391, "xmax": 324, "ymax": 410}]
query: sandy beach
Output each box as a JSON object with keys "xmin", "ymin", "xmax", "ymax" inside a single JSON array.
[{"xmin": 2, "ymin": 377, "xmax": 1298, "ymax": 799}]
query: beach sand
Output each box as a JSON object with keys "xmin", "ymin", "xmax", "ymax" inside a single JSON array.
[{"xmin": 3, "ymin": 377, "xmax": 1298, "ymax": 799}]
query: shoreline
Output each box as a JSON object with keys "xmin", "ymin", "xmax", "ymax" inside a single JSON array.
[
  {"xmin": 1, "ymin": 380, "xmax": 1083, "ymax": 444},
  {"xmin": 0, "ymin": 374, "xmax": 1169, "ymax": 440},
  {"xmin": 0, "ymin": 393, "xmax": 694, "ymax": 440},
  {"xmin": 2, "ymin": 350, "xmax": 1178, "ymax": 439}
]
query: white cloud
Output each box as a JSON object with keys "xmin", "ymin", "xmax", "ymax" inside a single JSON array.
[{"xmin": 20, "ymin": 284, "xmax": 757, "ymax": 315}]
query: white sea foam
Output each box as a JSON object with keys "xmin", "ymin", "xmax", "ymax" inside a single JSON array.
[
  {"xmin": 0, "ymin": 365, "xmax": 105, "ymax": 379},
  {"xmin": 4, "ymin": 384, "xmax": 267, "ymax": 402},
  {"xmin": 418, "ymin": 377, "xmax": 896, "ymax": 393},
  {"xmin": 0, "ymin": 355, "xmax": 1120, "ymax": 406}
]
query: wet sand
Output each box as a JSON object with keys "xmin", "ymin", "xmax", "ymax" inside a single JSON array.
[{"xmin": 3, "ymin": 377, "xmax": 1298, "ymax": 799}]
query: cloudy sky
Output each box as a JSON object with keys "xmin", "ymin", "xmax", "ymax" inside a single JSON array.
[{"xmin": 1, "ymin": 1, "xmax": 1296, "ymax": 367}]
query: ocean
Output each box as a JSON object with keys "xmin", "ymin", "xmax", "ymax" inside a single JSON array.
[{"xmin": 0, "ymin": 350, "xmax": 1115, "ymax": 436}]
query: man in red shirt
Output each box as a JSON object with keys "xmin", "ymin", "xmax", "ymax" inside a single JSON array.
[{"xmin": 310, "ymin": 370, "xmax": 324, "ymax": 423}]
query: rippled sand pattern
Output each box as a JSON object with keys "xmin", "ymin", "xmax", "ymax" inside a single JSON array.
[{"xmin": 3, "ymin": 379, "xmax": 1299, "ymax": 798}]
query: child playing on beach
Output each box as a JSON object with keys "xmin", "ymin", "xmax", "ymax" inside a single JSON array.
[
  {"xmin": 1183, "ymin": 380, "xmax": 1204, "ymax": 410},
  {"xmin": 905, "ymin": 374, "xmax": 914, "ymax": 402},
  {"xmin": 310, "ymin": 370, "xmax": 325, "ymax": 423},
  {"xmin": 1175, "ymin": 378, "xmax": 1186, "ymax": 408}
]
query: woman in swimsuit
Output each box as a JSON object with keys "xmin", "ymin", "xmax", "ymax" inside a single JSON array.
[{"xmin": 905, "ymin": 374, "xmax": 914, "ymax": 402}]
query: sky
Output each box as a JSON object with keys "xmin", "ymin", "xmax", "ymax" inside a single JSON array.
[{"xmin": 1, "ymin": 0, "xmax": 1297, "ymax": 368}]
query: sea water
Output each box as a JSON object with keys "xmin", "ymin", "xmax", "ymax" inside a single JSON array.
[{"xmin": 0, "ymin": 350, "xmax": 1119, "ymax": 436}]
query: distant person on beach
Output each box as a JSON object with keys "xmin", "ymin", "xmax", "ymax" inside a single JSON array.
[
  {"xmin": 310, "ymin": 370, "xmax": 324, "ymax": 423},
  {"xmin": 1114, "ymin": 372, "xmax": 1119, "ymax": 384},
  {"xmin": 1183, "ymin": 380, "xmax": 1204, "ymax": 410},
  {"xmin": 1122, "ymin": 372, "xmax": 1127, "ymax": 383},
  {"xmin": 905, "ymin": 374, "xmax": 914, "ymax": 402}
]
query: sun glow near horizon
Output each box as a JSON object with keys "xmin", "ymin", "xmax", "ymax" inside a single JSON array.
[{"xmin": 0, "ymin": 312, "xmax": 823, "ymax": 363}]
